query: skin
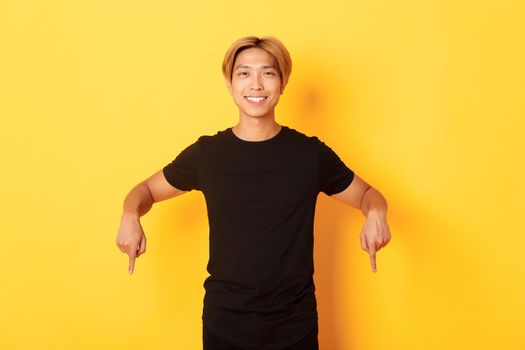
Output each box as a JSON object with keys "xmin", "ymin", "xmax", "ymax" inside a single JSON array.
[{"xmin": 116, "ymin": 47, "xmax": 391, "ymax": 275}]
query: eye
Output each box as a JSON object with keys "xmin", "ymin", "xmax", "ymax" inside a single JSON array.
[
  {"xmin": 264, "ymin": 71, "xmax": 276, "ymax": 76},
  {"xmin": 237, "ymin": 71, "xmax": 248, "ymax": 76}
]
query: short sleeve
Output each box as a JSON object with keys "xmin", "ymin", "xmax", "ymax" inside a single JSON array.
[
  {"xmin": 162, "ymin": 138, "xmax": 201, "ymax": 191},
  {"xmin": 316, "ymin": 137, "xmax": 354, "ymax": 195}
]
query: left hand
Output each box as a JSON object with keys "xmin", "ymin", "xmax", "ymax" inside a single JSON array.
[{"xmin": 359, "ymin": 212, "xmax": 391, "ymax": 272}]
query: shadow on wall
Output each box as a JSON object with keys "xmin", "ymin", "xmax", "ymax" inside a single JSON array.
[{"xmin": 286, "ymin": 52, "xmax": 364, "ymax": 350}]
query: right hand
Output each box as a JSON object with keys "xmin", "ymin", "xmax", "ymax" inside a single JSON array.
[{"xmin": 116, "ymin": 213, "xmax": 147, "ymax": 274}]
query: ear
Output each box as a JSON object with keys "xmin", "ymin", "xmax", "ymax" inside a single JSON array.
[{"xmin": 225, "ymin": 79, "xmax": 233, "ymax": 95}]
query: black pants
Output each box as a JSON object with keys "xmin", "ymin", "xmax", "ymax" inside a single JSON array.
[{"xmin": 203, "ymin": 324, "xmax": 319, "ymax": 350}]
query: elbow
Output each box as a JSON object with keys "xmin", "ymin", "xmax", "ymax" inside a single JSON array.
[{"xmin": 134, "ymin": 181, "xmax": 155, "ymax": 216}]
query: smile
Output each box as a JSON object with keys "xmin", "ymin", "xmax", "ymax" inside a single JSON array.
[{"xmin": 244, "ymin": 96, "xmax": 268, "ymax": 103}]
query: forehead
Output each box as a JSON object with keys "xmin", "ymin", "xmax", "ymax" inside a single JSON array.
[{"xmin": 233, "ymin": 47, "xmax": 278, "ymax": 70}]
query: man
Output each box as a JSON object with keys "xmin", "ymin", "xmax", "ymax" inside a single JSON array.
[{"xmin": 116, "ymin": 35, "xmax": 391, "ymax": 350}]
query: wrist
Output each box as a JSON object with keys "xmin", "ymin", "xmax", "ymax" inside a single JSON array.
[
  {"xmin": 121, "ymin": 210, "xmax": 140, "ymax": 221},
  {"xmin": 366, "ymin": 207, "xmax": 387, "ymax": 219}
]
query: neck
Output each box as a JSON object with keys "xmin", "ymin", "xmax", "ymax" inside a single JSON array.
[{"xmin": 232, "ymin": 117, "xmax": 282, "ymax": 142}]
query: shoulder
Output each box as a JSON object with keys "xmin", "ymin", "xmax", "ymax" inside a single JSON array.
[
  {"xmin": 283, "ymin": 126, "xmax": 322, "ymax": 145},
  {"xmin": 198, "ymin": 128, "xmax": 229, "ymax": 143},
  {"xmin": 194, "ymin": 127, "xmax": 230, "ymax": 146},
  {"xmin": 284, "ymin": 126, "xmax": 329, "ymax": 154}
]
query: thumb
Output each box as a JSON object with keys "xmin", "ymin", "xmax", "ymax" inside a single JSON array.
[{"xmin": 136, "ymin": 235, "xmax": 146, "ymax": 258}]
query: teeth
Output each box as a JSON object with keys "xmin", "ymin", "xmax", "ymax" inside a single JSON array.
[{"xmin": 246, "ymin": 96, "xmax": 266, "ymax": 102}]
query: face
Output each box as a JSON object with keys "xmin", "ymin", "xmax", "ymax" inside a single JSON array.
[{"xmin": 226, "ymin": 47, "xmax": 284, "ymax": 120}]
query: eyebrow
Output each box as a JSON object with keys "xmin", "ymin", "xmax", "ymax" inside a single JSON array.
[{"xmin": 234, "ymin": 64, "xmax": 278, "ymax": 71}]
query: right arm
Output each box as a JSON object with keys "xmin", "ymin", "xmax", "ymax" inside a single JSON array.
[{"xmin": 116, "ymin": 170, "xmax": 187, "ymax": 274}]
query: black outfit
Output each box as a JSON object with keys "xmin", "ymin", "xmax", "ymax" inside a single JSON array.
[
  {"xmin": 203, "ymin": 322, "xmax": 319, "ymax": 350},
  {"xmin": 163, "ymin": 125, "xmax": 354, "ymax": 350}
]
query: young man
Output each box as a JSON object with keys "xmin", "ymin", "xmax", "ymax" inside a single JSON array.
[{"xmin": 116, "ymin": 36, "xmax": 391, "ymax": 350}]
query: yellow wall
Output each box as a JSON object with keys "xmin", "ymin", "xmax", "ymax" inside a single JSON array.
[{"xmin": 1, "ymin": 1, "xmax": 524, "ymax": 349}]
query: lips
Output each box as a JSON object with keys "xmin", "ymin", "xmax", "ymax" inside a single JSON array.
[{"xmin": 244, "ymin": 96, "xmax": 268, "ymax": 104}]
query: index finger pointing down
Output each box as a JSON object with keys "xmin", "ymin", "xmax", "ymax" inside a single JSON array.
[
  {"xmin": 128, "ymin": 250, "xmax": 137, "ymax": 275},
  {"xmin": 368, "ymin": 245, "xmax": 377, "ymax": 272}
]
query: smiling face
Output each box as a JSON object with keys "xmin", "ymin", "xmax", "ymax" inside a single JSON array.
[{"xmin": 225, "ymin": 47, "xmax": 284, "ymax": 120}]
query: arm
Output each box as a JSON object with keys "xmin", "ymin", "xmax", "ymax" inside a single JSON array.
[
  {"xmin": 331, "ymin": 174, "xmax": 392, "ymax": 272},
  {"xmin": 116, "ymin": 170, "xmax": 188, "ymax": 274}
]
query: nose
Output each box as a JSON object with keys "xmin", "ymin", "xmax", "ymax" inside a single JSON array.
[{"xmin": 250, "ymin": 74, "xmax": 263, "ymax": 90}]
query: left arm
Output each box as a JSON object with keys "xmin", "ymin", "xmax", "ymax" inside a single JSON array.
[{"xmin": 331, "ymin": 174, "xmax": 392, "ymax": 272}]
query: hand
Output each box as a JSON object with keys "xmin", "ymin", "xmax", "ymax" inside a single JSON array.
[
  {"xmin": 359, "ymin": 211, "xmax": 391, "ymax": 272},
  {"xmin": 116, "ymin": 213, "xmax": 147, "ymax": 274}
]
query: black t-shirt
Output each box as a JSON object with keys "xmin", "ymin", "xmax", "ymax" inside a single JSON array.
[{"xmin": 162, "ymin": 125, "xmax": 354, "ymax": 350}]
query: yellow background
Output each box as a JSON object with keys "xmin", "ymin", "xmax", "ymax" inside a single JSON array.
[{"xmin": 1, "ymin": 1, "xmax": 524, "ymax": 349}]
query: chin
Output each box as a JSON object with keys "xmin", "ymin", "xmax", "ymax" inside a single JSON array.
[{"xmin": 244, "ymin": 113, "xmax": 269, "ymax": 119}]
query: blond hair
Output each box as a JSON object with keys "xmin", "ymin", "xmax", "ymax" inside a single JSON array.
[{"xmin": 222, "ymin": 35, "xmax": 292, "ymax": 90}]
